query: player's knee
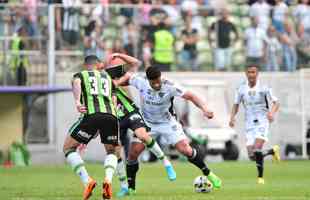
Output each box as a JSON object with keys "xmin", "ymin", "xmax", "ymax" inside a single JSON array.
[
  {"xmin": 249, "ymin": 154, "xmax": 256, "ymax": 161},
  {"xmin": 63, "ymin": 147, "xmax": 77, "ymax": 157},
  {"xmin": 134, "ymin": 128, "xmax": 149, "ymax": 143},
  {"xmin": 176, "ymin": 142, "xmax": 192, "ymax": 157},
  {"xmin": 128, "ymin": 144, "xmax": 144, "ymax": 160}
]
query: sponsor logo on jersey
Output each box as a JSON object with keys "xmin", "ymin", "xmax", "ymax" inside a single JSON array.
[
  {"xmin": 129, "ymin": 113, "xmax": 142, "ymax": 121},
  {"xmin": 107, "ymin": 135, "xmax": 118, "ymax": 141},
  {"xmin": 145, "ymin": 100, "xmax": 164, "ymax": 106},
  {"xmin": 78, "ymin": 131, "xmax": 92, "ymax": 139},
  {"xmin": 158, "ymin": 92, "xmax": 165, "ymax": 98}
]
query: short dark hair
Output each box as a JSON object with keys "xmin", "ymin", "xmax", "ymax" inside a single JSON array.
[
  {"xmin": 84, "ymin": 55, "xmax": 99, "ymax": 65},
  {"xmin": 246, "ymin": 64, "xmax": 260, "ymax": 70},
  {"xmin": 146, "ymin": 66, "xmax": 161, "ymax": 80}
]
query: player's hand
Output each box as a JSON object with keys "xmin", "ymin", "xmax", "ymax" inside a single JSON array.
[
  {"xmin": 267, "ymin": 112, "xmax": 274, "ymax": 123},
  {"xmin": 229, "ymin": 118, "xmax": 235, "ymax": 128},
  {"xmin": 76, "ymin": 103, "xmax": 87, "ymax": 113},
  {"xmin": 203, "ymin": 111, "xmax": 214, "ymax": 119}
]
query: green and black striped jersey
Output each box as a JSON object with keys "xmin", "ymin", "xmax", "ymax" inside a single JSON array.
[
  {"xmin": 115, "ymin": 87, "xmax": 138, "ymax": 118},
  {"xmin": 73, "ymin": 70, "xmax": 116, "ymax": 116}
]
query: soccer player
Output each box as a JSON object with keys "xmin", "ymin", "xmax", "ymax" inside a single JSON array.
[
  {"xmin": 115, "ymin": 65, "xmax": 222, "ymax": 194},
  {"xmin": 229, "ymin": 64, "xmax": 280, "ymax": 184},
  {"xmin": 62, "ymin": 55, "xmax": 119, "ymax": 200},
  {"xmin": 103, "ymin": 53, "xmax": 176, "ymax": 197}
]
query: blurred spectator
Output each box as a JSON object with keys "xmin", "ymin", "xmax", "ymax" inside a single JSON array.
[
  {"xmin": 162, "ymin": 0, "xmax": 180, "ymax": 34},
  {"xmin": 148, "ymin": 22, "xmax": 175, "ymax": 71},
  {"xmin": 122, "ymin": 20, "xmax": 139, "ymax": 57},
  {"xmin": 120, "ymin": 0, "xmax": 134, "ymax": 21},
  {"xmin": 293, "ymin": 0, "xmax": 310, "ymax": 37},
  {"xmin": 138, "ymin": 0, "xmax": 152, "ymax": 26},
  {"xmin": 296, "ymin": 30, "xmax": 310, "ymax": 67},
  {"xmin": 109, "ymin": 38, "xmax": 126, "ymax": 55},
  {"xmin": 22, "ymin": 0, "xmax": 39, "ymax": 35},
  {"xmin": 83, "ymin": 20, "xmax": 106, "ymax": 60},
  {"xmin": 265, "ymin": 26, "xmax": 282, "ymax": 71},
  {"xmin": 179, "ymin": 14, "xmax": 199, "ymax": 71},
  {"xmin": 0, "ymin": 0, "xmax": 8, "ymax": 36},
  {"xmin": 181, "ymin": 0, "xmax": 203, "ymax": 33},
  {"xmin": 249, "ymin": 0, "xmax": 271, "ymax": 32},
  {"xmin": 244, "ymin": 17, "xmax": 268, "ymax": 67},
  {"xmin": 272, "ymin": 0, "xmax": 288, "ymax": 34},
  {"xmin": 62, "ymin": 0, "xmax": 81, "ymax": 47},
  {"xmin": 280, "ymin": 20, "xmax": 298, "ymax": 71},
  {"xmin": 9, "ymin": 26, "xmax": 29, "ymax": 86},
  {"xmin": 208, "ymin": 9, "xmax": 238, "ymax": 71},
  {"xmin": 149, "ymin": 0, "xmax": 171, "ymax": 27},
  {"xmin": 91, "ymin": 0, "xmax": 110, "ymax": 25}
]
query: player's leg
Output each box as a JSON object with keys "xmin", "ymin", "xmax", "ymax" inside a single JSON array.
[
  {"xmin": 128, "ymin": 112, "xmax": 176, "ymax": 181},
  {"xmin": 253, "ymin": 138, "xmax": 265, "ymax": 184},
  {"xmin": 63, "ymin": 118, "xmax": 96, "ymax": 200},
  {"xmin": 126, "ymin": 141, "xmax": 146, "ymax": 194},
  {"xmin": 100, "ymin": 114, "xmax": 120, "ymax": 199},
  {"xmin": 115, "ymin": 144, "xmax": 129, "ymax": 197},
  {"xmin": 246, "ymin": 145, "xmax": 255, "ymax": 161},
  {"xmin": 134, "ymin": 127, "xmax": 176, "ymax": 181},
  {"xmin": 174, "ymin": 139, "xmax": 222, "ymax": 189}
]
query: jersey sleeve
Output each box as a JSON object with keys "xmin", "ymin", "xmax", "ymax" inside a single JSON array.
[
  {"xmin": 73, "ymin": 72, "xmax": 81, "ymax": 80},
  {"xmin": 169, "ymin": 82, "xmax": 186, "ymax": 97},
  {"xmin": 234, "ymin": 86, "xmax": 242, "ymax": 105},
  {"xmin": 128, "ymin": 74, "xmax": 145, "ymax": 90},
  {"xmin": 266, "ymin": 87, "xmax": 278, "ymax": 102}
]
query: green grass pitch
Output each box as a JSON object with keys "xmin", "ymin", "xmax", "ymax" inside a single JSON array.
[{"xmin": 0, "ymin": 160, "xmax": 309, "ymax": 200}]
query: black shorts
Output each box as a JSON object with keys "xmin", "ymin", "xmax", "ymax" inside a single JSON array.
[
  {"xmin": 119, "ymin": 111, "xmax": 150, "ymax": 145},
  {"xmin": 69, "ymin": 113, "xmax": 119, "ymax": 145}
]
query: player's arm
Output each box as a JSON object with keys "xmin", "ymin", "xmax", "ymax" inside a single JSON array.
[
  {"xmin": 181, "ymin": 91, "xmax": 214, "ymax": 119},
  {"xmin": 71, "ymin": 76, "xmax": 87, "ymax": 113},
  {"xmin": 110, "ymin": 53, "xmax": 141, "ymax": 72},
  {"xmin": 229, "ymin": 104, "xmax": 239, "ymax": 128},
  {"xmin": 229, "ymin": 86, "xmax": 242, "ymax": 127},
  {"xmin": 112, "ymin": 71, "xmax": 134, "ymax": 87},
  {"xmin": 267, "ymin": 87, "xmax": 280, "ymax": 122}
]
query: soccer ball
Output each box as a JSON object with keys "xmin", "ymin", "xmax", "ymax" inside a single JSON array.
[{"xmin": 193, "ymin": 176, "xmax": 213, "ymax": 193}]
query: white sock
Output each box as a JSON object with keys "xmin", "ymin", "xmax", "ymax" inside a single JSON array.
[
  {"xmin": 147, "ymin": 139, "xmax": 165, "ymax": 159},
  {"xmin": 66, "ymin": 151, "xmax": 90, "ymax": 186},
  {"xmin": 104, "ymin": 154, "xmax": 118, "ymax": 183},
  {"xmin": 116, "ymin": 158, "xmax": 128, "ymax": 189}
]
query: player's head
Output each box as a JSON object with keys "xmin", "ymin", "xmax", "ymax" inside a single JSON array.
[
  {"xmin": 246, "ymin": 64, "xmax": 259, "ymax": 85},
  {"xmin": 146, "ymin": 66, "xmax": 162, "ymax": 91},
  {"xmin": 84, "ymin": 55, "xmax": 101, "ymax": 70}
]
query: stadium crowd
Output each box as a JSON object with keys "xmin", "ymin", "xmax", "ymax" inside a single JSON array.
[{"xmin": 0, "ymin": 0, "xmax": 310, "ymax": 76}]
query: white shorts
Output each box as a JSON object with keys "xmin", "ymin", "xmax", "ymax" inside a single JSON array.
[
  {"xmin": 132, "ymin": 118, "xmax": 187, "ymax": 146},
  {"xmin": 245, "ymin": 123, "xmax": 269, "ymax": 146}
]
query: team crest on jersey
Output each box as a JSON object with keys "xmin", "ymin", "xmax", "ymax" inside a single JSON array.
[
  {"xmin": 158, "ymin": 92, "xmax": 165, "ymax": 98},
  {"xmin": 248, "ymin": 90, "xmax": 256, "ymax": 96},
  {"xmin": 147, "ymin": 89, "xmax": 152, "ymax": 95}
]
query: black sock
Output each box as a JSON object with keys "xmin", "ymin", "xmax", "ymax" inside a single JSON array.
[
  {"xmin": 126, "ymin": 160, "xmax": 139, "ymax": 190},
  {"xmin": 263, "ymin": 148, "xmax": 274, "ymax": 157},
  {"xmin": 254, "ymin": 151, "xmax": 264, "ymax": 178},
  {"xmin": 187, "ymin": 148, "xmax": 210, "ymax": 176}
]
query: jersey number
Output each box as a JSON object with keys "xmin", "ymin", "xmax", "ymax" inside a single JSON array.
[{"xmin": 89, "ymin": 77, "xmax": 109, "ymax": 96}]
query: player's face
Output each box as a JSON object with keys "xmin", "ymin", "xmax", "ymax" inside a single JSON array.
[
  {"xmin": 149, "ymin": 77, "xmax": 162, "ymax": 91},
  {"xmin": 246, "ymin": 67, "xmax": 258, "ymax": 85}
]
